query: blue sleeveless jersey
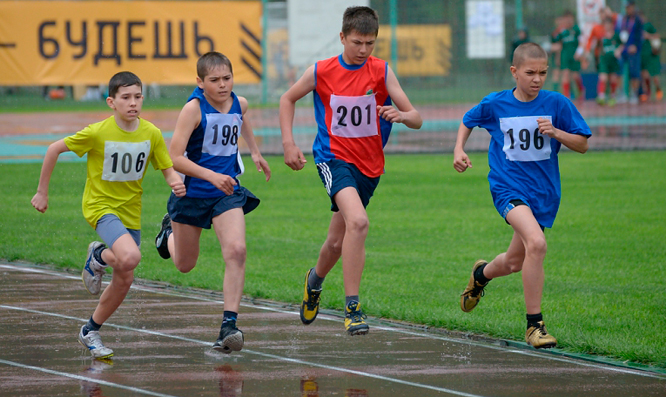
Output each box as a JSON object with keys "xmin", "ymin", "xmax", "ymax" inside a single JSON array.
[{"xmin": 184, "ymin": 87, "xmax": 244, "ymax": 198}]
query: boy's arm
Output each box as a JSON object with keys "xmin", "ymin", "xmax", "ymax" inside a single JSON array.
[
  {"xmin": 279, "ymin": 65, "xmax": 315, "ymax": 171},
  {"xmin": 170, "ymin": 100, "xmax": 236, "ymax": 195},
  {"xmin": 536, "ymin": 118, "xmax": 589, "ymax": 153},
  {"xmin": 31, "ymin": 139, "xmax": 70, "ymax": 213},
  {"xmin": 239, "ymin": 97, "xmax": 271, "ymax": 181},
  {"xmin": 380, "ymin": 66, "xmax": 423, "ymax": 129},
  {"xmin": 161, "ymin": 167, "xmax": 186, "ymax": 197},
  {"xmin": 453, "ymin": 122, "xmax": 474, "ymax": 173}
]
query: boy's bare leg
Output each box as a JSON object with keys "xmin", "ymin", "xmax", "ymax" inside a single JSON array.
[
  {"xmin": 313, "ymin": 212, "xmax": 345, "ymax": 278},
  {"xmin": 170, "ymin": 221, "xmax": 203, "ymax": 273},
  {"xmin": 212, "ymin": 208, "xmax": 247, "ymax": 314},
  {"xmin": 330, "ymin": 187, "xmax": 369, "ymax": 297},
  {"xmin": 91, "ymin": 234, "xmax": 141, "ymax": 324},
  {"xmin": 504, "ymin": 206, "xmax": 547, "ymax": 314}
]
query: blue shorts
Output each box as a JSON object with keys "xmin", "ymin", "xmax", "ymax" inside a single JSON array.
[
  {"xmin": 95, "ymin": 214, "xmax": 141, "ymax": 248},
  {"xmin": 316, "ymin": 159, "xmax": 380, "ymax": 212},
  {"xmin": 167, "ymin": 186, "xmax": 260, "ymax": 229},
  {"xmin": 501, "ymin": 199, "xmax": 546, "ymax": 231}
]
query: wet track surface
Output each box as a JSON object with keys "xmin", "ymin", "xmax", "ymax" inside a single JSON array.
[{"xmin": 1, "ymin": 263, "xmax": 665, "ymax": 397}]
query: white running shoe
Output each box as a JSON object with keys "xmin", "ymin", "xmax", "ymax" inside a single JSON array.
[
  {"xmin": 78, "ymin": 325, "xmax": 114, "ymax": 359},
  {"xmin": 82, "ymin": 242, "xmax": 106, "ymax": 295}
]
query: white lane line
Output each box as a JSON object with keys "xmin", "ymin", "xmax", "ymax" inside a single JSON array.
[
  {"xmin": 2, "ymin": 263, "xmax": 664, "ymax": 380},
  {"xmin": 0, "ymin": 304, "xmax": 484, "ymax": 397},
  {"xmin": 0, "ymin": 358, "xmax": 180, "ymax": 397}
]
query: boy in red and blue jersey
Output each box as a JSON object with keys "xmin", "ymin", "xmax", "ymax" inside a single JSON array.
[{"xmin": 279, "ymin": 6, "xmax": 422, "ymax": 336}]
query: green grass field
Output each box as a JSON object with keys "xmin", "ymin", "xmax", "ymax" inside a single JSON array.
[{"xmin": 1, "ymin": 151, "xmax": 664, "ymax": 368}]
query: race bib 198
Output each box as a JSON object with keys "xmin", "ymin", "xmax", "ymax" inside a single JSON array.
[
  {"xmin": 330, "ymin": 93, "xmax": 378, "ymax": 138},
  {"xmin": 203, "ymin": 113, "xmax": 242, "ymax": 157},
  {"xmin": 102, "ymin": 140, "xmax": 151, "ymax": 182},
  {"xmin": 500, "ymin": 116, "xmax": 552, "ymax": 162}
]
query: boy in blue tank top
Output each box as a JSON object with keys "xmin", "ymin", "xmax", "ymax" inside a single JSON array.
[
  {"xmin": 454, "ymin": 43, "xmax": 591, "ymax": 349},
  {"xmin": 154, "ymin": 52, "xmax": 271, "ymax": 354}
]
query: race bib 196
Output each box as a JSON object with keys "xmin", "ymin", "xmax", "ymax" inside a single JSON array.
[
  {"xmin": 203, "ymin": 113, "xmax": 242, "ymax": 157},
  {"xmin": 500, "ymin": 116, "xmax": 552, "ymax": 162},
  {"xmin": 102, "ymin": 140, "xmax": 151, "ymax": 182},
  {"xmin": 330, "ymin": 93, "xmax": 378, "ymax": 138}
]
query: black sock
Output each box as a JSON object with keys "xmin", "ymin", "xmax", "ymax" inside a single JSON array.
[
  {"xmin": 307, "ymin": 268, "xmax": 325, "ymax": 290},
  {"xmin": 345, "ymin": 295, "xmax": 360, "ymax": 308},
  {"xmin": 222, "ymin": 311, "xmax": 238, "ymax": 326},
  {"xmin": 93, "ymin": 245, "xmax": 107, "ymax": 266},
  {"xmin": 526, "ymin": 313, "xmax": 543, "ymax": 329},
  {"xmin": 474, "ymin": 263, "xmax": 490, "ymax": 284},
  {"xmin": 82, "ymin": 316, "xmax": 102, "ymax": 336}
]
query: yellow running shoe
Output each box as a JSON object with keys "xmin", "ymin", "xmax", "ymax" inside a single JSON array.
[
  {"xmin": 300, "ymin": 268, "xmax": 322, "ymax": 325},
  {"xmin": 460, "ymin": 260, "xmax": 489, "ymax": 312},
  {"xmin": 344, "ymin": 301, "xmax": 369, "ymax": 336},
  {"xmin": 526, "ymin": 321, "xmax": 557, "ymax": 349}
]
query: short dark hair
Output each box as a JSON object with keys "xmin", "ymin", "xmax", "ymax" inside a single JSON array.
[
  {"xmin": 108, "ymin": 71, "xmax": 142, "ymax": 98},
  {"xmin": 197, "ymin": 52, "xmax": 233, "ymax": 80},
  {"xmin": 342, "ymin": 6, "xmax": 379, "ymax": 37},
  {"xmin": 512, "ymin": 42, "xmax": 548, "ymax": 68}
]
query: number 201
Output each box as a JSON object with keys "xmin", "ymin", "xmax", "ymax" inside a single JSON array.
[
  {"xmin": 507, "ymin": 128, "xmax": 545, "ymax": 151},
  {"xmin": 337, "ymin": 104, "xmax": 372, "ymax": 127}
]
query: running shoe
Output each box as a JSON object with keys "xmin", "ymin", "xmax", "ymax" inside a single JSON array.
[
  {"xmin": 78, "ymin": 325, "xmax": 114, "ymax": 359},
  {"xmin": 155, "ymin": 213, "xmax": 172, "ymax": 259},
  {"xmin": 344, "ymin": 301, "xmax": 369, "ymax": 336},
  {"xmin": 525, "ymin": 320, "xmax": 558, "ymax": 349},
  {"xmin": 212, "ymin": 320, "xmax": 244, "ymax": 354},
  {"xmin": 82, "ymin": 242, "xmax": 106, "ymax": 296},
  {"xmin": 460, "ymin": 260, "xmax": 489, "ymax": 312},
  {"xmin": 300, "ymin": 268, "xmax": 322, "ymax": 325}
]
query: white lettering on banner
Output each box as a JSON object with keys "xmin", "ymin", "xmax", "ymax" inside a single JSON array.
[
  {"xmin": 102, "ymin": 141, "xmax": 151, "ymax": 181},
  {"xmin": 202, "ymin": 113, "xmax": 242, "ymax": 157},
  {"xmin": 330, "ymin": 94, "xmax": 377, "ymax": 138},
  {"xmin": 500, "ymin": 116, "xmax": 552, "ymax": 162}
]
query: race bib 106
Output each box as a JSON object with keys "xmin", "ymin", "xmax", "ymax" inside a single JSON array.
[
  {"xmin": 500, "ymin": 116, "xmax": 552, "ymax": 162},
  {"xmin": 203, "ymin": 113, "xmax": 243, "ymax": 157},
  {"xmin": 102, "ymin": 140, "xmax": 151, "ymax": 182},
  {"xmin": 330, "ymin": 93, "xmax": 378, "ymax": 138}
]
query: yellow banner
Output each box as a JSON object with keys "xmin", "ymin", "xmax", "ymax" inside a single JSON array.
[
  {"xmin": 0, "ymin": 1, "xmax": 262, "ymax": 85},
  {"xmin": 375, "ymin": 24, "xmax": 452, "ymax": 77}
]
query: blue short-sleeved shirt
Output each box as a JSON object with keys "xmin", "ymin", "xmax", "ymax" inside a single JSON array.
[{"xmin": 463, "ymin": 89, "xmax": 591, "ymax": 228}]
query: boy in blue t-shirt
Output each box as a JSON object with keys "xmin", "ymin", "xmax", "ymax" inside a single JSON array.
[{"xmin": 453, "ymin": 42, "xmax": 591, "ymax": 348}]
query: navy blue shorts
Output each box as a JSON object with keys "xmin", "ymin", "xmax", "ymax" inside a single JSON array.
[
  {"xmin": 316, "ymin": 159, "xmax": 380, "ymax": 212},
  {"xmin": 167, "ymin": 186, "xmax": 260, "ymax": 229}
]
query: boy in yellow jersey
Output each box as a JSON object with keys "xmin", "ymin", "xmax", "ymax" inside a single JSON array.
[{"xmin": 31, "ymin": 71, "xmax": 186, "ymax": 359}]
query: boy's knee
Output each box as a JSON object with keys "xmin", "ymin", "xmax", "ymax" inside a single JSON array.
[
  {"xmin": 346, "ymin": 215, "xmax": 369, "ymax": 235},
  {"xmin": 115, "ymin": 250, "xmax": 141, "ymax": 272},
  {"xmin": 526, "ymin": 236, "xmax": 547, "ymax": 257},
  {"xmin": 224, "ymin": 242, "xmax": 247, "ymax": 264},
  {"xmin": 324, "ymin": 237, "xmax": 343, "ymax": 256}
]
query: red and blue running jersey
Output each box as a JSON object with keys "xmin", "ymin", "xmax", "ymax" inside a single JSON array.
[{"xmin": 313, "ymin": 54, "xmax": 393, "ymax": 178}]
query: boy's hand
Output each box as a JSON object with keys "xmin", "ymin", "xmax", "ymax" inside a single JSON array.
[
  {"xmin": 252, "ymin": 154, "xmax": 272, "ymax": 181},
  {"xmin": 209, "ymin": 173, "xmax": 237, "ymax": 195},
  {"xmin": 453, "ymin": 149, "xmax": 472, "ymax": 173},
  {"xmin": 169, "ymin": 180, "xmax": 186, "ymax": 197},
  {"xmin": 31, "ymin": 192, "xmax": 48, "ymax": 213},
  {"xmin": 377, "ymin": 105, "xmax": 403, "ymax": 123},
  {"xmin": 283, "ymin": 143, "xmax": 307, "ymax": 171},
  {"xmin": 537, "ymin": 118, "xmax": 559, "ymax": 138}
]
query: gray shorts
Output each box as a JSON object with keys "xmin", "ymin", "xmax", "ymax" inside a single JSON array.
[{"xmin": 95, "ymin": 214, "xmax": 141, "ymax": 248}]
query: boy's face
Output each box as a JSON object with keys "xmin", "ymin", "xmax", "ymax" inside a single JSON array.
[
  {"xmin": 197, "ymin": 65, "xmax": 234, "ymax": 104},
  {"xmin": 511, "ymin": 57, "xmax": 548, "ymax": 100},
  {"xmin": 107, "ymin": 84, "xmax": 143, "ymax": 122},
  {"xmin": 340, "ymin": 31, "xmax": 377, "ymax": 65}
]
